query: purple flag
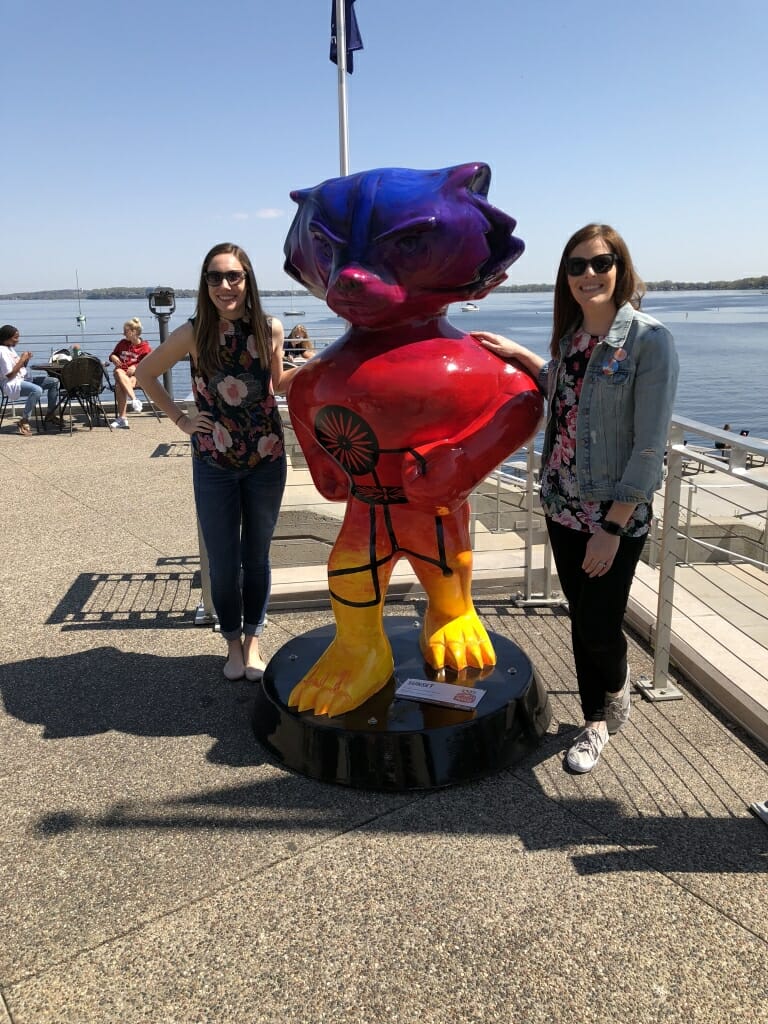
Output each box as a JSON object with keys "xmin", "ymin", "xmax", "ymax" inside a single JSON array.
[{"xmin": 330, "ymin": 0, "xmax": 363, "ymax": 73}]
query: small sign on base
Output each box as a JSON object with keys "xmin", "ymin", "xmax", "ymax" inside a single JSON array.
[{"xmin": 396, "ymin": 678, "xmax": 486, "ymax": 710}]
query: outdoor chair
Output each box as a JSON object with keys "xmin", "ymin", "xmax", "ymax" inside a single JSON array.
[
  {"xmin": 0, "ymin": 391, "xmax": 45, "ymax": 433},
  {"xmin": 58, "ymin": 356, "xmax": 113, "ymax": 433},
  {"xmin": 102, "ymin": 363, "xmax": 161, "ymax": 421}
]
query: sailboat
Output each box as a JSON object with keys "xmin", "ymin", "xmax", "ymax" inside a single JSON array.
[
  {"xmin": 284, "ymin": 290, "xmax": 306, "ymax": 317},
  {"xmin": 75, "ymin": 270, "xmax": 87, "ymax": 329}
]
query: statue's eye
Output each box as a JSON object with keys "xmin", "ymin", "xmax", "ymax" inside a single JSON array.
[
  {"xmin": 311, "ymin": 233, "xmax": 334, "ymax": 263},
  {"xmin": 396, "ymin": 235, "xmax": 422, "ymax": 257}
]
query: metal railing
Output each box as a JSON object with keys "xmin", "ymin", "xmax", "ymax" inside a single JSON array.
[
  {"xmin": 641, "ymin": 418, "xmax": 768, "ymax": 714},
  {"xmin": 270, "ymin": 413, "xmax": 768, "ymax": 742},
  {"xmin": 18, "ymin": 330, "xmax": 342, "ymax": 408}
]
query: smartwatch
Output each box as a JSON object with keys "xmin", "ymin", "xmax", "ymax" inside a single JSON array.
[{"xmin": 601, "ymin": 519, "xmax": 624, "ymax": 536}]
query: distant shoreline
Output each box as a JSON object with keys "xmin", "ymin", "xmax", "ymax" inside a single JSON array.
[{"xmin": 1, "ymin": 276, "xmax": 767, "ymax": 301}]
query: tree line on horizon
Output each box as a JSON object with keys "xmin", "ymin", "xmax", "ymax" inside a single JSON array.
[{"xmin": 1, "ymin": 276, "xmax": 767, "ymax": 301}]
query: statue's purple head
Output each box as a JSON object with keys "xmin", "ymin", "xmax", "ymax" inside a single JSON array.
[{"xmin": 283, "ymin": 163, "xmax": 524, "ymax": 327}]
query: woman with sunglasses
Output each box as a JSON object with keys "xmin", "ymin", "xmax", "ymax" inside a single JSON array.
[
  {"xmin": 137, "ymin": 243, "xmax": 297, "ymax": 682},
  {"xmin": 473, "ymin": 224, "xmax": 678, "ymax": 773}
]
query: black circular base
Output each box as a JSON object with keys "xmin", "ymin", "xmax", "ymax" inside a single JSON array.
[{"xmin": 252, "ymin": 616, "xmax": 551, "ymax": 791}]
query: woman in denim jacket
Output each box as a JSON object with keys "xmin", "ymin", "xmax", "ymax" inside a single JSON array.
[{"xmin": 474, "ymin": 224, "xmax": 679, "ymax": 773}]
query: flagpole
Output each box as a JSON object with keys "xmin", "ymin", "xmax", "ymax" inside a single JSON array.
[{"xmin": 335, "ymin": 0, "xmax": 350, "ymax": 175}]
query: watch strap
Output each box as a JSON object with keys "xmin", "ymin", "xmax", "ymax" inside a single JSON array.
[{"xmin": 601, "ymin": 519, "xmax": 624, "ymax": 536}]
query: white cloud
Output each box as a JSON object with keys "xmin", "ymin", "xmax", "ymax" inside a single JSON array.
[
  {"xmin": 231, "ymin": 212, "xmax": 250, "ymax": 221},
  {"xmin": 256, "ymin": 208, "xmax": 284, "ymax": 219}
]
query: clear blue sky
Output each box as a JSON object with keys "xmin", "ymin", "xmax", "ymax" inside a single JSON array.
[{"xmin": 3, "ymin": 0, "xmax": 766, "ymax": 292}]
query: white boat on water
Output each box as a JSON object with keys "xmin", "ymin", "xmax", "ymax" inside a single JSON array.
[
  {"xmin": 461, "ymin": 302, "xmax": 479, "ymax": 312},
  {"xmin": 284, "ymin": 291, "xmax": 306, "ymax": 316}
]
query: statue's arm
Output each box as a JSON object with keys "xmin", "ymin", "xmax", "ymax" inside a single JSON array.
[
  {"xmin": 402, "ymin": 384, "xmax": 543, "ymax": 513},
  {"xmin": 290, "ymin": 411, "xmax": 351, "ymax": 502}
]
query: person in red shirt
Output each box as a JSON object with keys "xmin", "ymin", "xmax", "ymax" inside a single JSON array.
[{"xmin": 108, "ymin": 318, "xmax": 152, "ymax": 428}]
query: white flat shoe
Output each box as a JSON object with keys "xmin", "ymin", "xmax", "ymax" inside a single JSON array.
[
  {"xmin": 245, "ymin": 659, "xmax": 266, "ymax": 682},
  {"xmin": 222, "ymin": 660, "xmax": 245, "ymax": 681}
]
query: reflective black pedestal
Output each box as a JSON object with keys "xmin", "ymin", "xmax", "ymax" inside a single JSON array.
[{"xmin": 252, "ymin": 616, "xmax": 551, "ymax": 791}]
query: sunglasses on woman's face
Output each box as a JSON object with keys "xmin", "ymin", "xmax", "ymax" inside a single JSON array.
[
  {"xmin": 204, "ymin": 270, "xmax": 246, "ymax": 286},
  {"xmin": 566, "ymin": 253, "xmax": 620, "ymax": 277}
]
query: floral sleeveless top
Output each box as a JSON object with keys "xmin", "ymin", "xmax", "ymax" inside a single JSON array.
[
  {"xmin": 190, "ymin": 317, "xmax": 284, "ymax": 470},
  {"xmin": 539, "ymin": 329, "xmax": 650, "ymax": 537}
]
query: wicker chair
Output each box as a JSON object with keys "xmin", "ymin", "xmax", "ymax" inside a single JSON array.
[{"xmin": 58, "ymin": 356, "xmax": 113, "ymax": 433}]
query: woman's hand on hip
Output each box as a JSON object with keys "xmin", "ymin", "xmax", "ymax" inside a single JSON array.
[{"xmin": 180, "ymin": 410, "xmax": 214, "ymax": 435}]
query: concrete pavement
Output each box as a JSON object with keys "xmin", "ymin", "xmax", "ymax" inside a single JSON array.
[{"xmin": 1, "ymin": 413, "xmax": 767, "ymax": 1024}]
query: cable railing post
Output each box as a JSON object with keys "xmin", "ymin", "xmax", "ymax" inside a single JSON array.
[
  {"xmin": 636, "ymin": 423, "xmax": 684, "ymax": 701},
  {"xmin": 194, "ymin": 517, "xmax": 217, "ymax": 627},
  {"xmin": 513, "ymin": 444, "xmax": 562, "ymax": 608},
  {"xmin": 523, "ymin": 445, "xmax": 534, "ymax": 601},
  {"xmin": 684, "ymin": 481, "xmax": 695, "ymax": 564}
]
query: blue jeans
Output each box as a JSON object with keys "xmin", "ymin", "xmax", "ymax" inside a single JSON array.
[
  {"xmin": 193, "ymin": 455, "xmax": 287, "ymax": 639},
  {"xmin": 21, "ymin": 374, "xmax": 60, "ymax": 418}
]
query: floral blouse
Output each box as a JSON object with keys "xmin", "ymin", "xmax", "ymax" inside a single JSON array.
[
  {"xmin": 539, "ymin": 329, "xmax": 651, "ymax": 537},
  {"xmin": 190, "ymin": 317, "xmax": 284, "ymax": 471}
]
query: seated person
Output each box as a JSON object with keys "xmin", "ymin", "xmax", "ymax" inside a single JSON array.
[
  {"xmin": 284, "ymin": 323, "xmax": 315, "ymax": 364},
  {"xmin": 714, "ymin": 423, "xmax": 732, "ymax": 450},
  {"xmin": 108, "ymin": 318, "xmax": 152, "ymax": 429},
  {"xmin": 0, "ymin": 324, "xmax": 60, "ymax": 434}
]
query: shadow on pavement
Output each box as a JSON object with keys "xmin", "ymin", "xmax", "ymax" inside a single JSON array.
[
  {"xmin": 3, "ymin": 645, "xmax": 763, "ymax": 878},
  {"xmin": 0, "ymin": 647, "xmax": 266, "ymax": 768}
]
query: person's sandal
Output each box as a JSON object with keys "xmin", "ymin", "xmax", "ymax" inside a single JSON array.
[{"xmin": 17, "ymin": 419, "xmax": 32, "ymax": 435}]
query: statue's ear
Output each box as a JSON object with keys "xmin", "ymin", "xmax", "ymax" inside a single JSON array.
[{"xmin": 445, "ymin": 162, "xmax": 492, "ymax": 197}]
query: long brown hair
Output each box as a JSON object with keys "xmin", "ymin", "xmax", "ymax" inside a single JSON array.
[
  {"xmin": 549, "ymin": 224, "xmax": 645, "ymax": 359},
  {"xmin": 193, "ymin": 242, "xmax": 271, "ymax": 377}
]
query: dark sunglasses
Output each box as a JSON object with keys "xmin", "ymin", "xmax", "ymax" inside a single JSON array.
[
  {"xmin": 566, "ymin": 253, "xmax": 621, "ymax": 277},
  {"xmin": 204, "ymin": 270, "xmax": 246, "ymax": 286}
]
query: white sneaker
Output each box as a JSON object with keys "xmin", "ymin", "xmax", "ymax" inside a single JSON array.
[
  {"xmin": 605, "ymin": 667, "xmax": 631, "ymax": 735},
  {"xmin": 131, "ymin": 399, "xmax": 143, "ymax": 413},
  {"xmin": 566, "ymin": 725, "xmax": 608, "ymax": 773},
  {"xmin": 110, "ymin": 417, "xmax": 130, "ymax": 430}
]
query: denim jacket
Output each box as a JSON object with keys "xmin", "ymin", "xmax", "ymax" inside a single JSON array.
[{"xmin": 539, "ymin": 302, "xmax": 679, "ymax": 504}]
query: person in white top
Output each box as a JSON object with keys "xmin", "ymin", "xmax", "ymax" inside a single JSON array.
[{"xmin": 0, "ymin": 324, "xmax": 60, "ymax": 434}]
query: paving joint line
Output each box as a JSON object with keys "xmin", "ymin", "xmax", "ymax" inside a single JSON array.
[
  {"xmin": 508, "ymin": 766, "xmax": 768, "ymax": 949},
  {"xmin": 2, "ymin": 795, "xmax": 422, "ymax": 989}
]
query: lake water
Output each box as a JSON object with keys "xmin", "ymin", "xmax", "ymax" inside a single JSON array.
[{"xmin": 2, "ymin": 290, "xmax": 765, "ymax": 441}]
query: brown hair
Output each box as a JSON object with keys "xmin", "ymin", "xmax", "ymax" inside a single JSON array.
[
  {"xmin": 549, "ymin": 224, "xmax": 645, "ymax": 359},
  {"xmin": 193, "ymin": 242, "xmax": 271, "ymax": 377},
  {"xmin": 0, "ymin": 324, "xmax": 19, "ymax": 345}
]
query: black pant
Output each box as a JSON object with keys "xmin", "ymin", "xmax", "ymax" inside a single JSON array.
[{"xmin": 546, "ymin": 518, "xmax": 646, "ymax": 722}]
